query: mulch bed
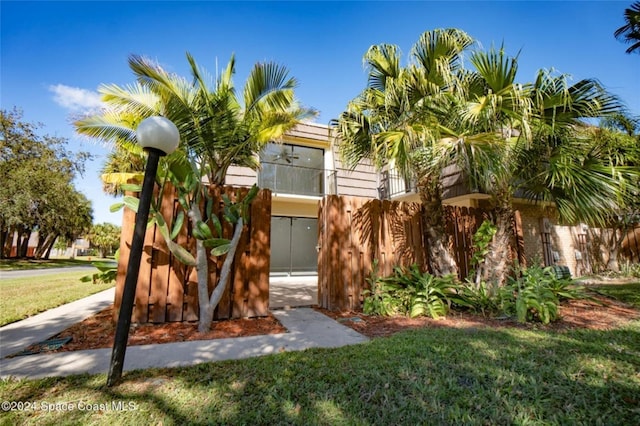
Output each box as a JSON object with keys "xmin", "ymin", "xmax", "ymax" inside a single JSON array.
[
  {"xmin": 14, "ymin": 293, "xmax": 640, "ymax": 355},
  {"xmin": 19, "ymin": 306, "xmax": 287, "ymax": 355},
  {"xmin": 317, "ymin": 295, "xmax": 640, "ymax": 338}
]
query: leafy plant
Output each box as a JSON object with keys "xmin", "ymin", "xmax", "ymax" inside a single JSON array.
[
  {"xmin": 456, "ymin": 280, "xmax": 503, "ymax": 316},
  {"xmin": 81, "ymin": 250, "xmax": 119, "ymax": 284},
  {"xmin": 363, "ymin": 264, "xmax": 459, "ymax": 319},
  {"xmin": 111, "ymin": 175, "xmax": 259, "ymax": 332},
  {"xmin": 469, "ymin": 220, "xmax": 497, "ymax": 285},
  {"xmin": 363, "ymin": 260, "xmax": 405, "ymax": 316},
  {"xmin": 619, "ymin": 261, "xmax": 640, "ymax": 278},
  {"xmin": 504, "ymin": 265, "xmax": 562, "ymax": 324},
  {"xmin": 410, "ymin": 272, "xmax": 458, "ymax": 319}
]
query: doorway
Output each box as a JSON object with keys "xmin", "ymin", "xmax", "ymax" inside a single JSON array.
[{"xmin": 270, "ymin": 216, "xmax": 318, "ymax": 275}]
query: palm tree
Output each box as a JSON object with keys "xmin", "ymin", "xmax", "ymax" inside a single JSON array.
[
  {"xmin": 336, "ymin": 29, "xmax": 633, "ymax": 288},
  {"xmin": 615, "ymin": 1, "xmax": 640, "ymax": 54},
  {"xmin": 334, "ymin": 28, "xmax": 474, "ymax": 277},
  {"xmin": 461, "ymin": 59, "xmax": 629, "ymax": 285},
  {"xmin": 76, "ymin": 53, "xmax": 314, "ymax": 332},
  {"xmin": 450, "ymin": 45, "xmax": 531, "ymax": 287}
]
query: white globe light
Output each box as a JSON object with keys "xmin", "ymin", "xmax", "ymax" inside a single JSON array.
[{"xmin": 136, "ymin": 116, "xmax": 180, "ymax": 155}]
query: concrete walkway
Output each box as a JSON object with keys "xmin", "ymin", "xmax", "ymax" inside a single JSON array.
[
  {"xmin": 0, "ymin": 282, "xmax": 367, "ymax": 380},
  {"xmin": 0, "ymin": 288, "xmax": 116, "ymax": 359},
  {"xmin": 269, "ymin": 275, "xmax": 318, "ymax": 309},
  {"xmin": 0, "ymin": 265, "xmax": 97, "ymax": 280}
]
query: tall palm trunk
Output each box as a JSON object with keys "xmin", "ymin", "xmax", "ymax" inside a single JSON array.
[
  {"xmin": 417, "ymin": 179, "xmax": 458, "ymax": 277},
  {"xmin": 484, "ymin": 195, "xmax": 515, "ymax": 288}
]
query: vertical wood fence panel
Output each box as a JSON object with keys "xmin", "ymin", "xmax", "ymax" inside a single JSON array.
[
  {"xmin": 318, "ymin": 196, "xmax": 428, "ymax": 311},
  {"xmin": 622, "ymin": 226, "xmax": 640, "ymax": 263},
  {"xmin": 114, "ymin": 185, "xmax": 271, "ymax": 323},
  {"xmin": 318, "ymin": 195, "xmax": 524, "ymax": 311}
]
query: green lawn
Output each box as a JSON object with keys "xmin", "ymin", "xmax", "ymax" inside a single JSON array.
[
  {"xmin": 1, "ymin": 320, "xmax": 638, "ymax": 425},
  {"xmin": 0, "ymin": 257, "xmax": 109, "ymax": 271},
  {"xmin": 0, "ymin": 271, "xmax": 113, "ymax": 326},
  {"xmin": 590, "ymin": 282, "xmax": 640, "ymax": 309}
]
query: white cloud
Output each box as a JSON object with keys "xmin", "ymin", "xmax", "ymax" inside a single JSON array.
[{"xmin": 49, "ymin": 84, "xmax": 103, "ymax": 112}]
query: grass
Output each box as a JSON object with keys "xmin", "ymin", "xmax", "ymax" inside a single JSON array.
[
  {"xmin": 0, "ymin": 271, "xmax": 113, "ymax": 326},
  {"xmin": 1, "ymin": 320, "xmax": 638, "ymax": 425},
  {"xmin": 0, "ymin": 257, "xmax": 110, "ymax": 271},
  {"xmin": 589, "ymin": 282, "xmax": 640, "ymax": 309}
]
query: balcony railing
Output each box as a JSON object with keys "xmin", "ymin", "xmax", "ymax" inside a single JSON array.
[
  {"xmin": 378, "ymin": 170, "xmax": 417, "ymax": 199},
  {"xmin": 258, "ymin": 162, "xmax": 337, "ymax": 197}
]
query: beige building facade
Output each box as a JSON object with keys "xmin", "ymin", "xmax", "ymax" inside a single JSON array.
[
  {"xmin": 227, "ymin": 121, "xmax": 630, "ymax": 278},
  {"xmin": 226, "ymin": 122, "xmax": 378, "ymax": 275}
]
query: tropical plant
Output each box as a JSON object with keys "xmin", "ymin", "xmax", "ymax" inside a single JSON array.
[
  {"xmin": 81, "ymin": 250, "xmax": 119, "ymax": 284},
  {"xmin": 502, "ymin": 264, "xmax": 588, "ymax": 324},
  {"xmin": 615, "ymin": 1, "xmax": 640, "ymax": 54},
  {"xmin": 333, "ymin": 28, "xmax": 475, "ymax": 277},
  {"xmin": 363, "ymin": 264, "xmax": 459, "ymax": 319},
  {"xmin": 468, "ymin": 220, "xmax": 497, "ymax": 286},
  {"xmin": 456, "ymin": 280, "xmax": 505, "ymax": 316},
  {"xmin": 86, "ymin": 223, "xmax": 121, "ymax": 257},
  {"xmin": 76, "ymin": 53, "xmax": 314, "ymax": 332},
  {"xmin": 340, "ymin": 30, "xmax": 633, "ymax": 290}
]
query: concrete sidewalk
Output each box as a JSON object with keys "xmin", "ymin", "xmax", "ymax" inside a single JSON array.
[
  {"xmin": 0, "ymin": 288, "xmax": 115, "ymax": 359},
  {"xmin": 0, "ymin": 285, "xmax": 367, "ymax": 380}
]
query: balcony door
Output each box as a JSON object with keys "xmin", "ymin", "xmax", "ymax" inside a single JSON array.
[
  {"xmin": 271, "ymin": 216, "xmax": 318, "ymax": 275},
  {"xmin": 259, "ymin": 143, "xmax": 324, "ymax": 196}
]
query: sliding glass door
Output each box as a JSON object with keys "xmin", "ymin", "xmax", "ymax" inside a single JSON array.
[{"xmin": 270, "ymin": 216, "xmax": 318, "ymax": 275}]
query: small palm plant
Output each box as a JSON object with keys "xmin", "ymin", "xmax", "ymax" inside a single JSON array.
[{"xmin": 76, "ymin": 53, "xmax": 315, "ymax": 332}]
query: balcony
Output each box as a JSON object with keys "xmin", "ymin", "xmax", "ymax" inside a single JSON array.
[
  {"xmin": 378, "ymin": 165, "xmax": 490, "ymax": 204},
  {"xmin": 378, "ymin": 169, "xmax": 417, "ymax": 200},
  {"xmin": 258, "ymin": 162, "xmax": 337, "ymax": 197}
]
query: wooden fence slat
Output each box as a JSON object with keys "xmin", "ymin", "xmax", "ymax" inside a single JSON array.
[
  {"xmin": 114, "ymin": 189, "xmax": 136, "ymax": 322},
  {"xmin": 167, "ymin": 198, "xmax": 186, "ymax": 322},
  {"xmin": 132, "ymin": 222, "xmax": 155, "ymax": 323},
  {"xmin": 149, "ymin": 184, "xmax": 174, "ymax": 323},
  {"xmin": 247, "ymin": 190, "xmax": 271, "ymax": 316}
]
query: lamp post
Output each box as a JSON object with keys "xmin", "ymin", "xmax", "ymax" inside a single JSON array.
[{"xmin": 107, "ymin": 116, "xmax": 179, "ymax": 386}]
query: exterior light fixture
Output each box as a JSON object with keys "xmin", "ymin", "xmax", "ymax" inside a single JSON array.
[{"xmin": 107, "ymin": 116, "xmax": 179, "ymax": 386}]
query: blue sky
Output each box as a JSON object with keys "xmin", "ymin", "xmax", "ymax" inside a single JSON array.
[{"xmin": 2, "ymin": 1, "xmax": 638, "ymax": 225}]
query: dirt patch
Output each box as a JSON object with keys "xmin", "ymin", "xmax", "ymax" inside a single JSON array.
[{"xmin": 17, "ymin": 293, "xmax": 639, "ymax": 355}]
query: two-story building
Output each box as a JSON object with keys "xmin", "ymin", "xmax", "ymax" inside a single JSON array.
[
  {"xmin": 226, "ymin": 121, "xmax": 633, "ymax": 278},
  {"xmin": 225, "ymin": 122, "xmax": 378, "ymax": 276}
]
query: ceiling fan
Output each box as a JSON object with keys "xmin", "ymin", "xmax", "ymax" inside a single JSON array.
[{"xmin": 271, "ymin": 148, "xmax": 299, "ymax": 164}]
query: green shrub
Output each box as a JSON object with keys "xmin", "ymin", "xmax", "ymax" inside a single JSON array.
[
  {"xmin": 81, "ymin": 249, "xmax": 119, "ymax": 284},
  {"xmin": 456, "ymin": 280, "xmax": 504, "ymax": 316},
  {"xmin": 619, "ymin": 261, "xmax": 640, "ymax": 278},
  {"xmin": 457, "ymin": 264, "xmax": 587, "ymax": 324},
  {"xmin": 503, "ymin": 264, "xmax": 585, "ymax": 324},
  {"xmin": 363, "ymin": 264, "xmax": 459, "ymax": 319}
]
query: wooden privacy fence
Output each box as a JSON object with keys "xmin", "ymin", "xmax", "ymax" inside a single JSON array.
[
  {"xmin": 318, "ymin": 196, "xmax": 426, "ymax": 311},
  {"xmin": 622, "ymin": 226, "xmax": 640, "ymax": 263},
  {"xmin": 114, "ymin": 185, "xmax": 271, "ymax": 323},
  {"xmin": 318, "ymin": 195, "xmax": 524, "ymax": 311}
]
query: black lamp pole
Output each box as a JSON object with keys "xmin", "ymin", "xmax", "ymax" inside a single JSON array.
[
  {"xmin": 106, "ymin": 116, "xmax": 178, "ymax": 387},
  {"xmin": 107, "ymin": 147, "xmax": 165, "ymax": 386}
]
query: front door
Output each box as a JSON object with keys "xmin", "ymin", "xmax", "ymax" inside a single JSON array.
[{"xmin": 270, "ymin": 216, "xmax": 318, "ymax": 275}]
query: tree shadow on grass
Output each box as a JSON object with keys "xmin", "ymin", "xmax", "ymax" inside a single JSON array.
[{"xmin": 2, "ymin": 322, "xmax": 639, "ymax": 425}]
